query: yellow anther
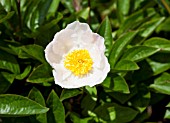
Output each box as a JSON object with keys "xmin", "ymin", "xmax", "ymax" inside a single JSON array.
[{"xmin": 64, "ymin": 49, "xmax": 93, "ymax": 76}]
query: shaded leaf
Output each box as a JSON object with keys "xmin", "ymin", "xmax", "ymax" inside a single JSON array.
[
  {"xmin": 0, "ymin": 11, "xmax": 14, "ymax": 23},
  {"xmin": 60, "ymin": 89, "xmax": 82, "ymax": 101},
  {"xmin": 27, "ymin": 64, "xmax": 53, "ymax": 83},
  {"xmin": 46, "ymin": 90, "xmax": 65, "ymax": 123},
  {"xmin": 102, "ymin": 75, "xmax": 130, "ymax": 94},
  {"xmin": 16, "ymin": 65, "xmax": 32, "ymax": 80},
  {"xmin": 19, "ymin": 44, "xmax": 46, "ymax": 63},
  {"xmin": 0, "ymin": 72, "xmax": 15, "ymax": 94},
  {"xmin": 94, "ymin": 103, "xmax": 138, "ymax": 122},
  {"xmin": 150, "ymin": 72, "xmax": 170, "ymax": 95},
  {"xmin": 147, "ymin": 59, "xmax": 170, "ymax": 76},
  {"xmin": 0, "ymin": 49, "xmax": 20, "ymax": 74},
  {"xmin": 28, "ymin": 87, "xmax": 47, "ymax": 123}
]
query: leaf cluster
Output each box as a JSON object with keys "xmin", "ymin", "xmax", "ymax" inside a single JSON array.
[{"xmin": 1, "ymin": 0, "xmax": 170, "ymax": 123}]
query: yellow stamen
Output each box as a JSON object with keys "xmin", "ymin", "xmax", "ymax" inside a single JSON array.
[{"xmin": 64, "ymin": 49, "xmax": 93, "ymax": 76}]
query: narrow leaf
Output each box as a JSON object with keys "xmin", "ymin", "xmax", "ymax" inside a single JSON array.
[
  {"xmin": 16, "ymin": 65, "xmax": 32, "ymax": 80},
  {"xmin": 109, "ymin": 31, "xmax": 138, "ymax": 68},
  {"xmin": 144, "ymin": 37, "xmax": 170, "ymax": 52},
  {"xmin": 98, "ymin": 16, "xmax": 113, "ymax": 56},
  {"xmin": 121, "ymin": 46, "xmax": 160, "ymax": 62}
]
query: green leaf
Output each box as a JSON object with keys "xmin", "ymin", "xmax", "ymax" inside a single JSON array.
[
  {"xmin": 28, "ymin": 87, "xmax": 47, "ymax": 123},
  {"xmin": 60, "ymin": 89, "xmax": 82, "ymax": 101},
  {"xmin": 19, "ymin": 44, "xmax": 46, "ymax": 63},
  {"xmin": 147, "ymin": 59, "xmax": 170, "ymax": 75},
  {"xmin": 139, "ymin": 17, "xmax": 165, "ymax": 38},
  {"xmin": 0, "ymin": 40, "xmax": 21, "ymax": 55},
  {"xmin": 102, "ymin": 75, "xmax": 130, "ymax": 94},
  {"xmin": 164, "ymin": 109, "xmax": 170, "ymax": 119},
  {"xmin": 85, "ymin": 86, "xmax": 97, "ymax": 101},
  {"xmin": 81, "ymin": 94, "xmax": 96, "ymax": 115},
  {"xmin": 150, "ymin": 72, "xmax": 170, "ymax": 95},
  {"xmin": 113, "ymin": 74, "xmax": 130, "ymax": 94},
  {"xmin": 130, "ymin": 85, "xmax": 150, "ymax": 112},
  {"xmin": 109, "ymin": 31, "xmax": 138, "ymax": 68},
  {"xmin": 114, "ymin": 60, "xmax": 139, "ymax": 71},
  {"xmin": 117, "ymin": 0, "xmax": 130, "ymax": 23},
  {"xmin": 0, "ymin": 94, "xmax": 49, "ymax": 116},
  {"xmin": 16, "ymin": 65, "xmax": 32, "ymax": 80},
  {"xmin": 47, "ymin": 0, "xmax": 60, "ymax": 18},
  {"xmin": 117, "ymin": 9, "xmax": 155, "ymax": 35},
  {"xmin": 108, "ymin": 87, "xmax": 138, "ymax": 104},
  {"xmin": 0, "ymin": 11, "xmax": 14, "ymax": 23},
  {"xmin": 144, "ymin": 37, "xmax": 170, "ymax": 52},
  {"xmin": 121, "ymin": 46, "xmax": 159, "ymax": 62},
  {"xmin": 0, "ymin": 49, "xmax": 20, "ymax": 74},
  {"xmin": 164, "ymin": 102, "xmax": 170, "ymax": 119},
  {"xmin": 157, "ymin": 17, "xmax": 170, "ymax": 32},
  {"xmin": 34, "ymin": 12, "xmax": 63, "ymax": 47},
  {"xmin": 98, "ymin": 16, "xmax": 112, "ymax": 56},
  {"xmin": 46, "ymin": 90, "xmax": 65, "ymax": 123},
  {"xmin": 70, "ymin": 113, "xmax": 93, "ymax": 123},
  {"xmin": 76, "ymin": 7, "xmax": 90, "ymax": 20},
  {"xmin": 0, "ymin": 72, "xmax": 15, "ymax": 94},
  {"xmin": 27, "ymin": 64, "xmax": 53, "ymax": 83},
  {"xmin": 94, "ymin": 103, "xmax": 138, "ymax": 122}
]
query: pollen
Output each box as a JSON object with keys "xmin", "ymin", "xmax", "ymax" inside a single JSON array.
[{"xmin": 64, "ymin": 49, "xmax": 93, "ymax": 76}]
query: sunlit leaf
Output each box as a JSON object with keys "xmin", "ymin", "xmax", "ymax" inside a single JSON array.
[
  {"xmin": 0, "ymin": 94, "xmax": 49, "ymax": 116},
  {"xmin": 109, "ymin": 31, "xmax": 138, "ymax": 68}
]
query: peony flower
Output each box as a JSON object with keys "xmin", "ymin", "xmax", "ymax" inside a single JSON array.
[{"xmin": 44, "ymin": 21, "xmax": 110, "ymax": 89}]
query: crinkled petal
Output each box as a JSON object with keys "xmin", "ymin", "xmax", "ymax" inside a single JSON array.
[
  {"xmin": 52, "ymin": 64, "xmax": 71, "ymax": 83},
  {"xmin": 66, "ymin": 21, "xmax": 92, "ymax": 34},
  {"xmin": 52, "ymin": 29, "xmax": 77, "ymax": 56},
  {"xmin": 80, "ymin": 32, "xmax": 105, "ymax": 52},
  {"xmin": 45, "ymin": 42, "xmax": 62, "ymax": 66}
]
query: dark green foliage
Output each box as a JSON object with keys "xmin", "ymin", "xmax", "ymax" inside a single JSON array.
[{"xmin": 1, "ymin": 0, "xmax": 170, "ymax": 122}]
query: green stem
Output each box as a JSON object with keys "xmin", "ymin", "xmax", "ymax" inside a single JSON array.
[
  {"xmin": 161, "ymin": 0, "xmax": 170, "ymax": 14},
  {"xmin": 15, "ymin": 0, "xmax": 22, "ymax": 30}
]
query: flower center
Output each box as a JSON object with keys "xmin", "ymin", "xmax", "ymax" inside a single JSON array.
[{"xmin": 64, "ymin": 49, "xmax": 93, "ymax": 76}]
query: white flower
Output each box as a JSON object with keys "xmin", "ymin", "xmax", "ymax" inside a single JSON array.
[{"xmin": 44, "ymin": 21, "xmax": 110, "ymax": 89}]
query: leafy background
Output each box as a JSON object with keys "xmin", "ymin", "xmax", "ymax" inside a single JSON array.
[{"xmin": 1, "ymin": 0, "xmax": 170, "ymax": 123}]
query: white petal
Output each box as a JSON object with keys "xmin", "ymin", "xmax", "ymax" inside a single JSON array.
[
  {"xmin": 44, "ymin": 42, "xmax": 62, "ymax": 66},
  {"xmin": 88, "ymin": 46, "xmax": 101, "ymax": 68},
  {"xmin": 52, "ymin": 64, "xmax": 71, "ymax": 84},
  {"xmin": 66, "ymin": 21, "xmax": 92, "ymax": 34},
  {"xmin": 52, "ymin": 29, "xmax": 77, "ymax": 56},
  {"xmin": 56, "ymin": 66, "xmax": 107, "ymax": 89},
  {"xmin": 45, "ymin": 21, "xmax": 110, "ymax": 89}
]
